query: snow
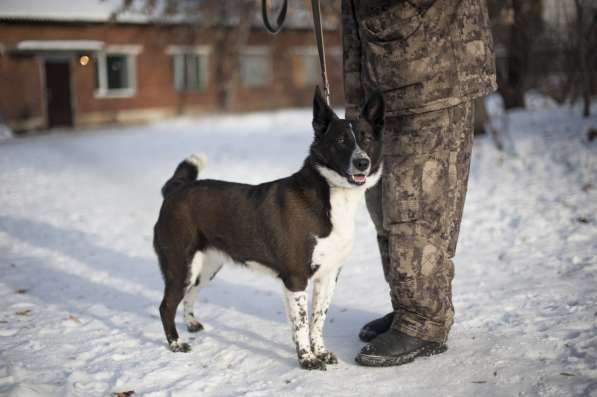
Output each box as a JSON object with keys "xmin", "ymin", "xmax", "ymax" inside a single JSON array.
[
  {"xmin": 0, "ymin": 126, "xmax": 12, "ymax": 143},
  {"xmin": 0, "ymin": 101, "xmax": 596, "ymax": 396},
  {"xmin": 0, "ymin": 0, "xmax": 317, "ymax": 28},
  {"xmin": 0, "ymin": 0, "xmax": 144, "ymax": 23}
]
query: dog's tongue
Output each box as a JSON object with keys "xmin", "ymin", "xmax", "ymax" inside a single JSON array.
[{"xmin": 353, "ymin": 175, "xmax": 366, "ymax": 183}]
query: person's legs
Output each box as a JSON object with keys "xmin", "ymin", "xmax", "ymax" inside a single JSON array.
[
  {"xmin": 365, "ymin": 182, "xmax": 398, "ymax": 309},
  {"xmin": 360, "ymin": 101, "xmax": 474, "ymax": 349},
  {"xmin": 359, "ymin": 185, "xmax": 397, "ymax": 342}
]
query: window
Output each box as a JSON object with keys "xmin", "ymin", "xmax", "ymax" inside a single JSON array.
[
  {"xmin": 172, "ymin": 53, "xmax": 208, "ymax": 92},
  {"xmin": 239, "ymin": 47, "xmax": 271, "ymax": 88},
  {"xmin": 106, "ymin": 55, "xmax": 130, "ymax": 90},
  {"xmin": 291, "ymin": 47, "xmax": 320, "ymax": 87},
  {"xmin": 94, "ymin": 45, "xmax": 141, "ymax": 98},
  {"xmin": 167, "ymin": 46, "xmax": 210, "ymax": 92}
]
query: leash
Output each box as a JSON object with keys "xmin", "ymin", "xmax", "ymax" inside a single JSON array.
[
  {"xmin": 261, "ymin": 0, "xmax": 288, "ymax": 34},
  {"xmin": 310, "ymin": 0, "xmax": 331, "ymax": 105},
  {"xmin": 262, "ymin": 0, "xmax": 331, "ymax": 105}
]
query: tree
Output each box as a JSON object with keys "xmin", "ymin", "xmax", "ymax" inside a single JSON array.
[
  {"xmin": 488, "ymin": 0, "xmax": 544, "ymax": 110},
  {"xmin": 571, "ymin": 0, "xmax": 596, "ymax": 117}
]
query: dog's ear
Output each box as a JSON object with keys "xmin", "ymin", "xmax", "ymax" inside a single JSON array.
[
  {"xmin": 312, "ymin": 86, "xmax": 337, "ymax": 136},
  {"xmin": 361, "ymin": 91, "xmax": 384, "ymax": 135}
]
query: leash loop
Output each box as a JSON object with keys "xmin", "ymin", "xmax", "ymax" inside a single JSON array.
[{"xmin": 261, "ymin": 0, "xmax": 288, "ymax": 34}]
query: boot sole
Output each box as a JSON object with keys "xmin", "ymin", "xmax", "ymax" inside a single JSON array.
[{"xmin": 355, "ymin": 343, "xmax": 448, "ymax": 367}]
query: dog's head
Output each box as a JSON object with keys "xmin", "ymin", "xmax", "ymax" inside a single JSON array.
[{"xmin": 309, "ymin": 87, "xmax": 384, "ymax": 189}]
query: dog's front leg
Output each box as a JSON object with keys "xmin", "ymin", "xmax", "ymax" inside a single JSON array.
[
  {"xmin": 310, "ymin": 269, "xmax": 340, "ymax": 365},
  {"xmin": 283, "ymin": 287, "xmax": 326, "ymax": 370}
]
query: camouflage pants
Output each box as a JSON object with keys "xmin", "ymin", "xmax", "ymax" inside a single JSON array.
[{"xmin": 365, "ymin": 101, "xmax": 474, "ymax": 343}]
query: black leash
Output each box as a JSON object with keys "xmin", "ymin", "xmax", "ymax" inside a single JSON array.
[
  {"xmin": 310, "ymin": 0, "xmax": 331, "ymax": 105},
  {"xmin": 261, "ymin": 0, "xmax": 288, "ymax": 35},
  {"xmin": 262, "ymin": 0, "xmax": 331, "ymax": 105}
]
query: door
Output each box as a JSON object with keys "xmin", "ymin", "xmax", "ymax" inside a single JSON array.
[{"xmin": 45, "ymin": 61, "xmax": 73, "ymax": 128}]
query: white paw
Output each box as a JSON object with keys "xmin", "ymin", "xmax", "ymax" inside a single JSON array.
[
  {"xmin": 186, "ymin": 319, "xmax": 204, "ymax": 333},
  {"xmin": 169, "ymin": 340, "xmax": 191, "ymax": 353},
  {"xmin": 315, "ymin": 350, "xmax": 338, "ymax": 364},
  {"xmin": 298, "ymin": 354, "xmax": 326, "ymax": 371}
]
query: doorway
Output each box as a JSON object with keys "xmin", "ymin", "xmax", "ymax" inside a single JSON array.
[{"xmin": 44, "ymin": 60, "xmax": 73, "ymax": 128}]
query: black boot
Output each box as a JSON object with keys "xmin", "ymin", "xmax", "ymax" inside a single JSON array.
[
  {"xmin": 355, "ymin": 329, "xmax": 447, "ymax": 367},
  {"xmin": 358, "ymin": 312, "xmax": 395, "ymax": 342}
]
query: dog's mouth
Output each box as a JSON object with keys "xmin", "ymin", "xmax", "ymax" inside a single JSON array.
[{"xmin": 348, "ymin": 174, "xmax": 367, "ymax": 186}]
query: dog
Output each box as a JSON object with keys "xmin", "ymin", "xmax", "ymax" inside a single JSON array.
[{"xmin": 153, "ymin": 87, "xmax": 384, "ymax": 370}]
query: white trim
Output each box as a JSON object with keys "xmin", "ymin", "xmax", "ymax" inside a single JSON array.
[
  {"xmin": 105, "ymin": 44, "xmax": 143, "ymax": 55},
  {"xmin": 94, "ymin": 88, "xmax": 136, "ymax": 99},
  {"xmin": 13, "ymin": 41, "xmax": 143, "ymax": 55},
  {"xmin": 16, "ymin": 40, "xmax": 105, "ymax": 52},
  {"xmin": 166, "ymin": 45, "xmax": 211, "ymax": 56}
]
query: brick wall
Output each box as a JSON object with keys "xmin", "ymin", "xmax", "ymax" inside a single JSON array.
[{"xmin": 0, "ymin": 21, "xmax": 343, "ymax": 132}]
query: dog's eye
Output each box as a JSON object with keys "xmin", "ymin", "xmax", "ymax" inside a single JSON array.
[{"xmin": 337, "ymin": 136, "xmax": 345, "ymax": 144}]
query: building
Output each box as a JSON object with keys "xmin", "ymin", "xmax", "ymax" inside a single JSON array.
[{"xmin": 0, "ymin": 0, "xmax": 343, "ymax": 133}]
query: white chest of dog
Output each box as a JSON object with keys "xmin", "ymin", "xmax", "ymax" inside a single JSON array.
[{"xmin": 311, "ymin": 185, "xmax": 363, "ymax": 279}]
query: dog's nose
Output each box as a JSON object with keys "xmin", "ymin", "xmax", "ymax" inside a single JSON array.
[{"xmin": 353, "ymin": 158, "xmax": 370, "ymax": 171}]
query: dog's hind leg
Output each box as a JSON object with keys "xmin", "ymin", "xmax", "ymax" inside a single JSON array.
[
  {"xmin": 183, "ymin": 251, "xmax": 224, "ymax": 332},
  {"xmin": 156, "ymin": 245, "xmax": 192, "ymax": 353},
  {"xmin": 183, "ymin": 251, "xmax": 204, "ymax": 332},
  {"xmin": 160, "ymin": 280, "xmax": 189, "ymax": 352}
]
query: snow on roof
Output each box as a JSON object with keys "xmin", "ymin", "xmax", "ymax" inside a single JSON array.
[
  {"xmin": 0, "ymin": 0, "xmax": 328, "ymax": 29},
  {"xmin": 0, "ymin": 0, "xmax": 168, "ymax": 23}
]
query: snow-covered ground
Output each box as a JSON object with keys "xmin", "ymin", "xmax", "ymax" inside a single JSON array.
[{"xmin": 0, "ymin": 101, "xmax": 596, "ymax": 397}]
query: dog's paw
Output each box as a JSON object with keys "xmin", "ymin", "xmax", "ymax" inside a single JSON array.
[
  {"xmin": 316, "ymin": 351, "xmax": 338, "ymax": 365},
  {"xmin": 299, "ymin": 356, "xmax": 327, "ymax": 371},
  {"xmin": 169, "ymin": 340, "xmax": 191, "ymax": 353},
  {"xmin": 186, "ymin": 320, "xmax": 204, "ymax": 333}
]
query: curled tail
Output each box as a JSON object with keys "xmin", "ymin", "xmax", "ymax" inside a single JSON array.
[{"xmin": 161, "ymin": 153, "xmax": 207, "ymax": 198}]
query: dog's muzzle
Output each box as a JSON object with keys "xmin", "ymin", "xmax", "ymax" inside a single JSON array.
[{"xmin": 348, "ymin": 156, "xmax": 370, "ymax": 186}]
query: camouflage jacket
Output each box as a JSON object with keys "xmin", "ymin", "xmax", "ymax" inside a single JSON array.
[{"xmin": 342, "ymin": 0, "xmax": 498, "ymax": 118}]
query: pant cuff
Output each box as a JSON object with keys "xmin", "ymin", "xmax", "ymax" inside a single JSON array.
[{"xmin": 391, "ymin": 309, "xmax": 450, "ymax": 344}]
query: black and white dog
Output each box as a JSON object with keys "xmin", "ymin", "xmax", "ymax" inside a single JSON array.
[{"xmin": 153, "ymin": 88, "xmax": 384, "ymax": 370}]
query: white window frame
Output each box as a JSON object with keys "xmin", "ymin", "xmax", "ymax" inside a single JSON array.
[
  {"xmin": 94, "ymin": 45, "xmax": 142, "ymax": 98},
  {"xmin": 166, "ymin": 45, "xmax": 210, "ymax": 92},
  {"xmin": 239, "ymin": 46, "xmax": 272, "ymax": 88}
]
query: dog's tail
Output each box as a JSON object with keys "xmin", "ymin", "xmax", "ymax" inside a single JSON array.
[{"xmin": 161, "ymin": 153, "xmax": 207, "ymax": 198}]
